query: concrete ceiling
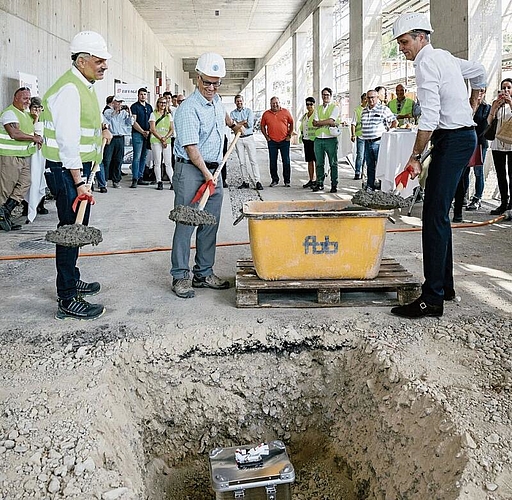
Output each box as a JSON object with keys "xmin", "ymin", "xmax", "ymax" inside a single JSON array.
[{"xmin": 129, "ymin": 0, "xmax": 327, "ymax": 94}]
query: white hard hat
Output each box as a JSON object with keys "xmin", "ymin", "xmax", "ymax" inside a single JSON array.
[
  {"xmin": 70, "ymin": 31, "xmax": 112, "ymax": 59},
  {"xmin": 195, "ymin": 52, "xmax": 226, "ymax": 78},
  {"xmin": 392, "ymin": 13, "xmax": 433, "ymax": 40}
]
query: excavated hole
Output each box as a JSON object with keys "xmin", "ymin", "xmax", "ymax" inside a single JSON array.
[{"xmin": 104, "ymin": 339, "xmax": 468, "ymax": 499}]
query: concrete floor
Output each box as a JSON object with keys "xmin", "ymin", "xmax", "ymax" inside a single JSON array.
[{"xmin": 1, "ymin": 133, "xmax": 511, "ymax": 330}]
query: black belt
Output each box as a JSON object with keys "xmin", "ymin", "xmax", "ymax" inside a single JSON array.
[
  {"xmin": 240, "ymin": 134, "xmax": 253, "ymax": 138},
  {"xmin": 112, "ymin": 135, "xmax": 124, "ymax": 138},
  {"xmin": 438, "ymin": 126, "xmax": 475, "ymax": 133},
  {"xmin": 366, "ymin": 137, "xmax": 381, "ymax": 143},
  {"xmin": 176, "ymin": 157, "xmax": 219, "ymax": 169}
]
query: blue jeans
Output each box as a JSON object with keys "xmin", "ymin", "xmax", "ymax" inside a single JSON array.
[
  {"xmin": 364, "ymin": 139, "xmax": 380, "ymax": 189},
  {"xmin": 131, "ymin": 132, "xmax": 148, "ymax": 181},
  {"xmin": 355, "ymin": 137, "xmax": 365, "ymax": 175},
  {"xmin": 461, "ymin": 147, "xmax": 486, "ymax": 200},
  {"xmin": 268, "ymin": 140, "xmax": 291, "ymax": 184},
  {"xmin": 422, "ymin": 128, "xmax": 476, "ymax": 305},
  {"xmin": 103, "ymin": 136, "xmax": 125, "ymax": 184},
  {"xmin": 95, "ymin": 163, "xmax": 107, "ymax": 188},
  {"xmin": 44, "ymin": 161, "xmax": 92, "ymax": 300},
  {"xmin": 171, "ymin": 161, "xmax": 224, "ymax": 279}
]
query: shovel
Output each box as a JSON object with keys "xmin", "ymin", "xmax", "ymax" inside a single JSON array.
[
  {"xmin": 169, "ymin": 131, "xmax": 241, "ymax": 226},
  {"xmin": 45, "ymin": 151, "xmax": 104, "ymax": 247}
]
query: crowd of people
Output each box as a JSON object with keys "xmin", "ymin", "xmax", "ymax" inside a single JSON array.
[{"xmin": 0, "ymin": 15, "xmax": 508, "ymax": 321}]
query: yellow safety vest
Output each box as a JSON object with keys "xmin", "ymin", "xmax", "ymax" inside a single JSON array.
[
  {"xmin": 42, "ymin": 69, "xmax": 102, "ymax": 163},
  {"xmin": 0, "ymin": 105, "xmax": 36, "ymax": 157}
]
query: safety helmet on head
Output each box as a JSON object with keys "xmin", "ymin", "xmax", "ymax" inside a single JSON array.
[
  {"xmin": 70, "ymin": 31, "xmax": 112, "ymax": 59},
  {"xmin": 392, "ymin": 13, "xmax": 433, "ymax": 40},
  {"xmin": 195, "ymin": 52, "xmax": 226, "ymax": 78}
]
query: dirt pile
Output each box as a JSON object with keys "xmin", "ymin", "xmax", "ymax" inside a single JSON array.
[{"xmin": 1, "ymin": 313, "xmax": 511, "ymax": 499}]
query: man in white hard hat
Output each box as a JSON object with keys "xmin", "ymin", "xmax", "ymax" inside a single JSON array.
[
  {"xmin": 171, "ymin": 52, "xmax": 244, "ymax": 299},
  {"xmin": 42, "ymin": 31, "xmax": 112, "ymax": 320},
  {"xmin": 389, "ymin": 13, "xmax": 486, "ymax": 318}
]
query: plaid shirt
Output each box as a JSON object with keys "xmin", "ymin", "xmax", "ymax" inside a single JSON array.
[{"xmin": 173, "ymin": 89, "xmax": 225, "ymax": 163}]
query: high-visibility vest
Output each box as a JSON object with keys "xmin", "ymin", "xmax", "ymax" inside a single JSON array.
[
  {"xmin": 0, "ymin": 105, "xmax": 36, "ymax": 157},
  {"xmin": 388, "ymin": 98, "xmax": 414, "ymax": 125},
  {"xmin": 150, "ymin": 113, "xmax": 172, "ymax": 144},
  {"xmin": 42, "ymin": 69, "xmax": 102, "ymax": 163},
  {"xmin": 300, "ymin": 112, "xmax": 316, "ymax": 141},
  {"xmin": 315, "ymin": 103, "xmax": 338, "ymax": 137},
  {"xmin": 354, "ymin": 105, "xmax": 364, "ymax": 137}
]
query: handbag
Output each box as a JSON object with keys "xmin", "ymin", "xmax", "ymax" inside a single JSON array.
[
  {"xmin": 467, "ymin": 144, "xmax": 483, "ymax": 167},
  {"xmin": 483, "ymin": 117, "xmax": 497, "ymax": 141},
  {"xmin": 495, "ymin": 117, "xmax": 512, "ymax": 144}
]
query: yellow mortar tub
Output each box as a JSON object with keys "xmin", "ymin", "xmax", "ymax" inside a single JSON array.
[{"xmin": 243, "ymin": 200, "xmax": 390, "ymax": 281}]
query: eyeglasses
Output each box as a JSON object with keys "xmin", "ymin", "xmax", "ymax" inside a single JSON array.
[
  {"xmin": 322, "ymin": 93, "xmax": 330, "ymax": 97},
  {"xmin": 306, "ymin": 103, "xmax": 314, "ymax": 106},
  {"xmin": 199, "ymin": 75, "xmax": 222, "ymax": 89},
  {"xmin": 157, "ymin": 101, "xmax": 167, "ymax": 105}
]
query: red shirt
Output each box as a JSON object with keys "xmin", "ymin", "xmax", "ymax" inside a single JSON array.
[{"xmin": 260, "ymin": 108, "xmax": 294, "ymax": 142}]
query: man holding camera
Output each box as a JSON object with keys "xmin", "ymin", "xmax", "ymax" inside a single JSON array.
[{"xmin": 103, "ymin": 95, "xmax": 132, "ymax": 188}]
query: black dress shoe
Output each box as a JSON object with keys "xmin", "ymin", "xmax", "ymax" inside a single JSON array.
[
  {"xmin": 353, "ymin": 174, "xmax": 361, "ymax": 180},
  {"xmin": 137, "ymin": 179, "xmax": 150, "ymax": 186},
  {"xmin": 452, "ymin": 214, "xmax": 462, "ymax": 223},
  {"xmin": 130, "ymin": 179, "xmax": 137, "ymax": 188},
  {"xmin": 444, "ymin": 289, "xmax": 456, "ymax": 301},
  {"xmin": 238, "ymin": 182, "xmax": 249, "ymax": 189},
  {"xmin": 490, "ymin": 205, "xmax": 507, "ymax": 215},
  {"xmin": 391, "ymin": 297, "xmax": 443, "ymax": 318},
  {"xmin": 303, "ymin": 180, "xmax": 314, "ymax": 188},
  {"xmin": 312, "ymin": 183, "xmax": 324, "ymax": 192}
]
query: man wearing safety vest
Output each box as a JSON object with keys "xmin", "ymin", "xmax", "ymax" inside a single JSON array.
[
  {"xmin": 312, "ymin": 87, "xmax": 340, "ymax": 193},
  {"xmin": 388, "ymin": 84, "xmax": 415, "ymax": 126},
  {"xmin": 42, "ymin": 31, "xmax": 112, "ymax": 321},
  {"xmin": 0, "ymin": 88, "xmax": 43, "ymax": 231}
]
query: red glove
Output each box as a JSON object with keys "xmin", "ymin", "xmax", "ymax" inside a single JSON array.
[
  {"xmin": 190, "ymin": 180, "xmax": 215, "ymax": 204},
  {"xmin": 394, "ymin": 165, "xmax": 415, "ymax": 188},
  {"xmin": 72, "ymin": 193, "xmax": 95, "ymax": 212}
]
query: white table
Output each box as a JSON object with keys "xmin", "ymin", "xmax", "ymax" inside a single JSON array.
[
  {"xmin": 375, "ymin": 129, "xmax": 419, "ymax": 198},
  {"xmin": 338, "ymin": 126, "xmax": 354, "ymax": 169}
]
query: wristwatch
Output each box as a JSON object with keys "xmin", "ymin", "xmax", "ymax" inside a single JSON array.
[{"xmin": 412, "ymin": 153, "xmax": 422, "ymax": 161}]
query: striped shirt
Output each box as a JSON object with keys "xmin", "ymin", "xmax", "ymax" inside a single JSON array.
[
  {"xmin": 173, "ymin": 89, "xmax": 226, "ymax": 163},
  {"xmin": 361, "ymin": 103, "xmax": 396, "ymax": 140}
]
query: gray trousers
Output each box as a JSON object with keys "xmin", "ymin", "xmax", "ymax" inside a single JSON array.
[{"xmin": 170, "ymin": 160, "xmax": 223, "ymax": 279}]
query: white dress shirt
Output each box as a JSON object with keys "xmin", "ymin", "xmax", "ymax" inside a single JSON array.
[{"xmin": 414, "ymin": 43, "xmax": 486, "ymax": 131}]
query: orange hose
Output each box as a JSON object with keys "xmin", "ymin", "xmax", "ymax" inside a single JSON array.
[{"xmin": 0, "ymin": 215, "xmax": 506, "ymax": 261}]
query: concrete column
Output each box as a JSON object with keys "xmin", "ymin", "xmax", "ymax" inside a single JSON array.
[
  {"xmin": 313, "ymin": 6, "xmax": 334, "ymax": 98},
  {"xmin": 293, "ymin": 31, "xmax": 309, "ymax": 126},
  {"xmin": 348, "ymin": 0, "xmax": 382, "ymax": 109},
  {"xmin": 431, "ymin": 0, "xmax": 501, "ymax": 96},
  {"xmin": 431, "ymin": 0, "xmax": 502, "ymax": 194},
  {"xmin": 265, "ymin": 65, "xmax": 275, "ymax": 109}
]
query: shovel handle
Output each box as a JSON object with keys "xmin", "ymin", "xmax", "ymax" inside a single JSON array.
[
  {"xmin": 197, "ymin": 131, "xmax": 242, "ymax": 211},
  {"xmin": 73, "ymin": 138, "xmax": 107, "ymax": 224}
]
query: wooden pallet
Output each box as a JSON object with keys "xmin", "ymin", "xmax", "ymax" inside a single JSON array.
[{"xmin": 236, "ymin": 258, "xmax": 421, "ymax": 308}]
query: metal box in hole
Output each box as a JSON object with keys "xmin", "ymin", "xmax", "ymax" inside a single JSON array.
[{"xmin": 209, "ymin": 440, "xmax": 295, "ymax": 499}]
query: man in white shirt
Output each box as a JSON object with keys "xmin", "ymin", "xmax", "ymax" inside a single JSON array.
[
  {"xmin": 390, "ymin": 13, "xmax": 486, "ymax": 318},
  {"xmin": 42, "ymin": 31, "xmax": 112, "ymax": 320}
]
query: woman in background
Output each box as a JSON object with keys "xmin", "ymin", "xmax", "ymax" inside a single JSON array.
[
  {"xmin": 149, "ymin": 97, "xmax": 174, "ymax": 190},
  {"xmin": 299, "ymin": 97, "xmax": 316, "ymax": 188}
]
